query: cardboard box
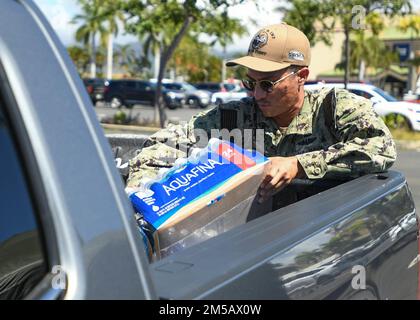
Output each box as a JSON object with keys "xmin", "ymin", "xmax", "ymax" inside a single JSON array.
[{"xmin": 129, "ymin": 139, "xmax": 270, "ymax": 260}]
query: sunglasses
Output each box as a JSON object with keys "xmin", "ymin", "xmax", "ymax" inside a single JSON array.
[{"xmin": 242, "ymin": 71, "xmax": 296, "ymax": 93}]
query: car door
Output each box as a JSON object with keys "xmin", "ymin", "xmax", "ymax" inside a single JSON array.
[
  {"xmin": 0, "ymin": 98, "xmax": 52, "ymax": 300},
  {"xmin": 231, "ymin": 88, "xmax": 248, "ymax": 101},
  {"xmin": 0, "ymin": 0, "xmax": 156, "ymax": 299},
  {"xmin": 121, "ymin": 80, "xmax": 138, "ymax": 105},
  {"xmin": 136, "ymin": 81, "xmax": 155, "ymax": 105}
]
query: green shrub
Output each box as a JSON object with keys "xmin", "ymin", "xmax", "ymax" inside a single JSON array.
[{"xmin": 113, "ymin": 110, "xmax": 127, "ymax": 124}]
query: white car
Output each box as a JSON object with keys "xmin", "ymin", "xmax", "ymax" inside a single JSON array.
[
  {"xmin": 305, "ymin": 83, "xmax": 420, "ymax": 131},
  {"xmin": 211, "ymin": 87, "xmax": 249, "ymax": 105}
]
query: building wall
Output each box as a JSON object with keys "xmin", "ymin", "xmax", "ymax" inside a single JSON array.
[
  {"xmin": 383, "ymin": 38, "xmax": 420, "ymax": 92},
  {"xmin": 309, "ymin": 32, "xmax": 345, "ymax": 80}
]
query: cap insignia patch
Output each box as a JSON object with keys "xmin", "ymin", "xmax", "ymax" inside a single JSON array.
[{"xmin": 288, "ymin": 50, "xmax": 304, "ymax": 61}]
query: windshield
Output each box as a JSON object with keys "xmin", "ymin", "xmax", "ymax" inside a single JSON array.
[
  {"xmin": 372, "ymin": 87, "xmax": 398, "ymax": 102},
  {"xmin": 180, "ymin": 83, "xmax": 197, "ymax": 91},
  {"xmin": 225, "ymin": 84, "xmax": 236, "ymax": 91},
  {"xmin": 163, "ymin": 83, "xmax": 182, "ymax": 90}
]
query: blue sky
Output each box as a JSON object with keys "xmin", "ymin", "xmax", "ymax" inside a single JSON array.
[
  {"xmin": 33, "ymin": 0, "xmax": 420, "ymax": 52},
  {"xmin": 32, "ymin": 0, "xmax": 294, "ymax": 51}
]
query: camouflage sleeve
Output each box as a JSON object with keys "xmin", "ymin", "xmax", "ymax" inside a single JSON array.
[
  {"xmin": 126, "ymin": 107, "xmax": 221, "ymax": 188},
  {"xmin": 296, "ymin": 90, "xmax": 397, "ymax": 180}
]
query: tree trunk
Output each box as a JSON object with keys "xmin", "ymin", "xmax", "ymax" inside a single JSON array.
[
  {"xmin": 153, "ymin": 46, "xmax": 162, "ymax": 126},
  {"xmin": 344, "ymin": 27, "xmax": 350, "ymax": 89},
  {"xmin": 358, "ymin": 59, "xmax": 365, "ymax": 82},
  {"xmin": 154, "ymin": 47, "xmax": 160, "ymax": 79},
  {"xmin": 221, "ymin": 59, "xmax": 226, "ymax": 82},
  {"xmin": 90, "ymin": 32, "xmax": 97, "ymax": 78},
  {"xmin": 106, "ymin": 33, "xmax": 113, "ymax": 79},
  {"xmin": 154, "ymin": 15, "xmax": 194, "ymax": 128}
]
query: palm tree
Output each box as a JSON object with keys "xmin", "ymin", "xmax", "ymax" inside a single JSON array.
[
  {"xmin": 350, "ymin": 32, "xmax": 378, "ymax": 81},
  {"xmin": 72, "ymin": 0, "xmax": 105, "ymax": 78},
  {"xmin": 397, "ymin": 15, "xmax": 420, "ymax": 69},
  {"xmin": 398, "ymin": 15, "xmax": 420, "ymax": 37},
  {"xmin": 67, "ymin": 45, "xmax": 89, "ymax": 75},
  {"xmin": 99, "ymin": 0, "xmax": 125, "ymax": 80},
  {"xmin": 344, "ymin": 32, "xmax": 398, "ymax": 81},
  {"xmin": 115, "ymin": 44, "xmax": 136, "ymax": 76}
]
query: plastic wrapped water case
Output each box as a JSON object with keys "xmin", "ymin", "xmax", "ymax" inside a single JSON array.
[{"xmin": 128, "ymin": 138, "xmax": 271, "ymax": 261}]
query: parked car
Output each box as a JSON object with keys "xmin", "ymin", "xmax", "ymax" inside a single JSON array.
[
  {"xmin": 103, "ymin": 79, "xmax": 183, "ymax": 109},
  {"xmin": 404, "ymin": 91, "xmax": 420, "ymax": 105},
  {"xmin": 82, "ymin": 78, "xmax": 108, "ymax": 105},
  {"xmin": 305, "ymin": 83, "xmax": 420, "ymax": 131},
  {"xmin": 0, "ymin": 0, "xmax": 418, "ymax": 300},
  {"xmin": 211, "ymin": 87, "xmax": 249, "ymax": 105},
  {"xmin": 194, "ymin": 82, "xmax": 238, "ymax": 94},
  {"xmin": 158, "ymin": 81, "xmax": 211, "ymax": 109}
]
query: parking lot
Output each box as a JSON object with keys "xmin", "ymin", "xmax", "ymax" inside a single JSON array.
[
  {"xmin": 393, "ymin": 149, "xmax": 420, "ymax": 211},
  {"xmin": 95, "ymin": 102, "xmax": 214, "ymax": 125}
]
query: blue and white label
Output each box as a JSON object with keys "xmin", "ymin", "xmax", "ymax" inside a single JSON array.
[{"xmin": 129, "ymin": 140, "xmax": 268, "ymax": 229}]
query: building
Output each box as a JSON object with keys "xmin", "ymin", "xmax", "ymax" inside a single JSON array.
[{"xmin": 309, "ymin": 15, "xmax": 420, "ymax": 99}]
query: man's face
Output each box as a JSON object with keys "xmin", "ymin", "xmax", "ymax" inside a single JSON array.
[{"xmin": 246, "ymin": 68, "xmax": 303, "ymax": 119}]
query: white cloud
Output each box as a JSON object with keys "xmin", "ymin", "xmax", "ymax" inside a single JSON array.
[
  {"xmin": 34, "ymin": 0, "xmax": 81, "ymax": 45},
  {"xmin": 34, "ymin": 0, "xmax": 138, "ymax": 46},
  {"xmin": 215, "ymin": 0, "xmax": 284, "ymax": 54}
]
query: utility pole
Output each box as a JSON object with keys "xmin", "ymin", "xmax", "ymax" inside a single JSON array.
[
  {"xmin": 344, "ymin": 26, "xmax": 350, "ymax": 90},
  {"xmin": 221, "ymin": 34, "xmax": 227, "ymax": 82},
  {"xmin": 106, "ymin": 33, "xmax": 113, "ymax": 79},
  {"xmin": 222, "ymin": 59, "xmax": 226, "ymax": 83}
]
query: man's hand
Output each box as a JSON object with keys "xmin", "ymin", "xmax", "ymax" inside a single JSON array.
[{"xmin": 258, "ymin": 156, "xmax": 305, "ymax": 203}]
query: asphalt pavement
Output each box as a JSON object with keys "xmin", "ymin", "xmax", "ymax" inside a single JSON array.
[
  {"xmin": 393, "ymin": 149, "xmax": 420, "ymax": 211},
  {"xmin": 95, "ymin": 103, "xmax": 211, "ymax": 125}
]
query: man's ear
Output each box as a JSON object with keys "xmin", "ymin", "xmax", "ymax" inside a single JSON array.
[{"xmin": 298, "ymin": 68, "xmax": 309, "ymax": 85}]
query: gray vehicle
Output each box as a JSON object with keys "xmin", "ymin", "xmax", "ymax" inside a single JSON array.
[
  {"xmin": 0, "ymin": 0, "xmax": 419, "ymax": 300},
  {"xmin": 161, "ymin": 82, "xmax": 211, "ymax": 108}
]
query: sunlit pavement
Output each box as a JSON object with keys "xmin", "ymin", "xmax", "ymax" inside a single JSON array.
[
  {"xmin": 95, "ymin": 103, "xmax": 213, "ymax": 125},
  {"xmin": 393, "ymin": 149, "xmax": 420, "ymax": 212}
]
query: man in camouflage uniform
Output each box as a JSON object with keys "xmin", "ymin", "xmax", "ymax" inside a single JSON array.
[{"xmin": 127, "ymin": 23, "xmax": 396, "ymax": 206}]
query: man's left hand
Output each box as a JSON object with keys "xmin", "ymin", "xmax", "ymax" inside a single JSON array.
[{"xmin": 258, "ymin": 156, "xmax": 305, "ymax": 203}]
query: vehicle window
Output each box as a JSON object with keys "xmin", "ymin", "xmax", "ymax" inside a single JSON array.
[
  {"xmin": 372, "ymin": 87, "xmax": 397, "ymax": 102},
  {"xmin": 196, "ymin": 84, "xmax": 216, "ymax": 91},
  {"xmin": 0, "ymin": 95, "xmax": 47, "ymax": 299},
  {"xmin": 110, "ymin": 82, "xmax": 121, "ymax": 89},
  {"xmin": 181, "ymin": 83, "xmax": 197, "ymax": 91},
  {"xmin": 163, "ymin": 83, "xmax": 182, "ymax": 90},
  {"xmin": 224, "ymin": 84, "xmax": 236, "ymax": 91},
  {"xmin": 349, "ymin": 89, "xmax": 373, "ymax": 99}
]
